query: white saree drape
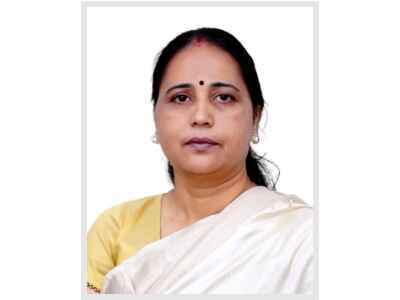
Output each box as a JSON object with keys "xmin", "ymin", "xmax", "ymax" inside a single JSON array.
[{"xmin": 102, "ymin": 186, "xmax": 313, "ymax": 294}]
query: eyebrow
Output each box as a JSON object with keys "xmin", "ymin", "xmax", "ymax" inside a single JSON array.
[
  {"xmin": 165, "ymin": 81, "xmax": 240, "ymax": 94},
  {"xmin": 210, "ymin": 82, "xmax": 240, "ymax": 92}
]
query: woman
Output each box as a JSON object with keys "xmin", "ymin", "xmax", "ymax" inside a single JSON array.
[{"xmin": 87, "ymin": 27, "xmax": 313, "ymax": 294}]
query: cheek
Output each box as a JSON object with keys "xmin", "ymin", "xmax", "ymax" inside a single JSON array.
[
  {"xmin": 155, "ymin": 105, "xmax": 180, "ymax": 133},
  {"xmin": 154, "ymin": 110, "xmax": 185, "ymax": 152},
  {"xmin": 226, "ymin": 105, "xmax": 253, "ymax": 134},
  {"xmin": 220, "ymin": 110, "xmax": 254, "ymax": 152}
]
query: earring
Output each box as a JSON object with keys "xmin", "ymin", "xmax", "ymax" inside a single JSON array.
[
  {"xmin": 151, "ymin": 133, "xmax": 158, "ymax": 144},
  {"xmin": 251, "ymin": 134, "xmax": 260, "ymax": 144}
]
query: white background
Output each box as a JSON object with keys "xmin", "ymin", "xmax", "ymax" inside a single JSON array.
[
  {"xmin": 86, "ymin": 6, "xmax": 314, "ymax": 228},
  {"xmin": 1, "ymin": 0, "xmax": 400, "ymax": 300}
]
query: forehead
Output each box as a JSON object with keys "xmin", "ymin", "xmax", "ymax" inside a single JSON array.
[{"xmin": 161, "ymin": 43, "xmax": 244, "ymax": 85}]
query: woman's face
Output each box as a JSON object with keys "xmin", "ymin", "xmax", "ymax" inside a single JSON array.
[{"xmin": 154, "ymin": 42, "xmax": 259, "ymax": 179}]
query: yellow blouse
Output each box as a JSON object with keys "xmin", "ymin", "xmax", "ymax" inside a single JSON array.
[{"xmin": 87, "ymin": 193, "xmax": 162, "ymax": 291}]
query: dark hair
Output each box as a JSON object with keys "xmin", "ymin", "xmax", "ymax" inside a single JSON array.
[{"xmin": 151, "ymin": 27, "xmax": 279, "ymax": 190}]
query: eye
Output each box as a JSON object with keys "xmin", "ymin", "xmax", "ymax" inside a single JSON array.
[
  {"xmin": 171, "ymin": 94, "xmax": 190, "ymax": 104},
  {"xmin": 215, "ymin": 94, "xmax": 236, "ymax": 103}
]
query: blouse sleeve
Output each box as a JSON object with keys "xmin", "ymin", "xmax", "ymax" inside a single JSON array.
[{"xmin": 87, "ymin": 209, "xmax": 121, "ymax": 291}]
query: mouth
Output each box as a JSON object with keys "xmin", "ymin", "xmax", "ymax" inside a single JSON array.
[
  {"xmin": 184, "ymin": 137, "xmax": 219, "ymax": 152},
  {"xmin": 184, "ymin": 137, "xmax": 218, "ymax": 145}
]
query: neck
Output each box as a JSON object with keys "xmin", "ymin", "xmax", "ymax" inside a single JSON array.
[{"xmin": 166, "ymin": 165, "xmax": 256, "ymax": 224}]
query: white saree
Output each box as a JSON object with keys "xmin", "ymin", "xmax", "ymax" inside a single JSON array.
[{"xmin": 102, "ymin": 186, "xmax": 313, "ymax": 294}]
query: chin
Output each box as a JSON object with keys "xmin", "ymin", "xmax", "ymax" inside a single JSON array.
[{"xmin": 182, "ymin": 162, "xmax": 221, "ymax": 175}]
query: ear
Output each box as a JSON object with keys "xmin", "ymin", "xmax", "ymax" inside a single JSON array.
[{"xmin": 253, "ymin": 107, "xmax": 262, "ymax": 133}]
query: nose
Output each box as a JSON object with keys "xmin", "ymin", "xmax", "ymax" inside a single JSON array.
[{"xmin": 190, "ymin": 98, "xmax": 214, "ymax": 127}]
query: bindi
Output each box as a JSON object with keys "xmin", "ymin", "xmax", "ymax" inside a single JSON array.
[
  {"xmin": 199, "ymin": 80, "xmax": 204, "ymax": 85},
  {"xmin": 192, "ymin": 36, "xmax": 206, "ymax": 47}
]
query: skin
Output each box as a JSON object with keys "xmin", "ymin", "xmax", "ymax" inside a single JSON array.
[
  {"xmin": 153, "ymin": 41, "xmax": 261, "ymax": 235},
  {"xmin": 87, "ymin": 287, "xmax": 99, "ymax": 294}
]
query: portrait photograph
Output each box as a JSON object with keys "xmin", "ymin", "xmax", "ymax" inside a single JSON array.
[
  {"xmin": 83, "ymin": 1, "xmax": 317, "ymax": 296},
  {"xmin": 4, "ymin": 0, "xmax": 400, "ymax": 299}
]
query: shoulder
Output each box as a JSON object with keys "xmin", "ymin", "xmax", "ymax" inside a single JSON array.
[
  {"xmin": 254, "ymin": 186, "xmax": 313, "ymax": 221},
  {"xmin": 273, "ymin": 189, "xmax": 313, "ymax": 237},
  {"xmin": 253, "ymin": 187, "xmax": 313, "ymax": 245},
  {"xmin": 266, "ymin": 188, "xmax": 313, "ymax": 210},
  {"xmin": 87, "ymin": 193, "xmax": 162, "ymax": 246},
  {"xmin": 263, "ymin": 190, "xmax": 313, "ymax": 293},
  {"xmin": 87, "ymin": 193, "xmax": 163, "ymax": 291},
  {"xmin": 92, "ymin": 193, "xmax": 162, "ymax": 231}
]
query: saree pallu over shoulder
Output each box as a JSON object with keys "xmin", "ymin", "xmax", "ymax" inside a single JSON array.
[{"xmin": 102, "ymin": 186, "xmax": 314, "ymax": 294}]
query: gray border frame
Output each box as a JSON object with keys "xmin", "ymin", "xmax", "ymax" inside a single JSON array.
[{"xmin": 81, "ymin": 1, "xmax": 318, "ymax": 299}]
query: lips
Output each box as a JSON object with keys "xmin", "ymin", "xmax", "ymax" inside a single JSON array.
[{"xmin": 185, "ymin": 137, "xmax": 218, "ymax": 145}]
